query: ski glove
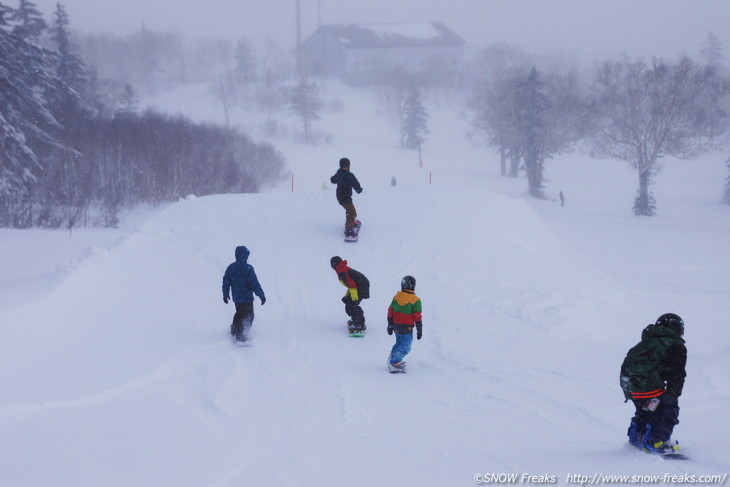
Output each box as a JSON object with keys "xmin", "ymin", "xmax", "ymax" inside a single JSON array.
[
  {"xmin": 355, "ymin": 188, "xmax": 362, "ymax": 194},
  {"xmin": 260, "ymin": 297, "xmax": 266, "ymax": 305},
  {"xmin": 416, "ymin": 321, "xmax": 423, "ymax": 340},
  {"xmin": 387, "ymin": 325, "xmax": 393, "ymax": 335},
  {"xmin": 223, "ymin": 295, "xmax": 229, "ymax": 304}
]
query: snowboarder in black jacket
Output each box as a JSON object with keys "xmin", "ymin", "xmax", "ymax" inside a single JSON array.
[
  {"xmin": 620, "ymin": 313, "xmax": 687, "ymax": 454},
  {"xmin": 330, "ymin": 157, "xmax": 362, "ymax": 237}
]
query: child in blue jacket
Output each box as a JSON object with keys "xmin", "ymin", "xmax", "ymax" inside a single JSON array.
[{"xmin": 222, "ymin": 246, "xmax": 266, "ymax": 341}]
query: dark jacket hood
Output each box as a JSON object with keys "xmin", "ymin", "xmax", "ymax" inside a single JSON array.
[
  {"xmin": 641, "ymin": 323, "xmax": 685, "ymax": 344},
  {"xmin": 235, "ymin": 246, "xmax": 250, "ymax": 262}
]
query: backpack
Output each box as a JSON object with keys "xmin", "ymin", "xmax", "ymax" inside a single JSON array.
[{"xmin": 620, "ymin": 324, "xmax": 677, "ymax": 400}]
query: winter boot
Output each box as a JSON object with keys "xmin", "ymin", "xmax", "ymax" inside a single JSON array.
[
  {"xmin": 388, "ymin": 361, "xmax": 406, "ymax": 373},
  {"xmin": 645, "ymin": 440, "xmax": 680, "ymax": 454}
]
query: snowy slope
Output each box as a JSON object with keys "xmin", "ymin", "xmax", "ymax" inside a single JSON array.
[{"xmin": 1, "ymin": 82, "xmax": 729, "ymax": 486}]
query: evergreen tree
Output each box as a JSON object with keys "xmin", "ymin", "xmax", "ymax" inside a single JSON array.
[
  {"xmin": 9, "ymin": 0, "xmax": 46, "ymax": 42},
  {"xmin": 117, "ymin": 83, "xmax": 139, "ymax": 115},
  {"xmin": 234, "ymin": 38, "xmax": 257, "ymax": 84},
  {"xmin": 513, "ymin": 67, "xmax": 549, "ymax": 199},
  {"xmin": 289, "ymin": 75, "xmax": 322, "ymax": 143},
  {"xmin": 50, "ymin": 2, "xmax": 84, "ymax": 91},
  {"xmin": 0, "ymin": 2, "xmax": 70, "ymax": 226},
  {"xmin": 699, "ymin": 31, "xmax": 724, "ymax": 70},
  {"xmin": 400, "ymin": 85, "xmax": 429, "ymax": 150}
]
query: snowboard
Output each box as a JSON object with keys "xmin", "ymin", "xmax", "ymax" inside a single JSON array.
[
  {"xmin": 230, "ymin": 326, "xmax": 251, "ymax": 347},
  {"xmin": 387, "ymin": 354, "xmax": 406, "ymax": 373},
  {"xmin": 388, "ymin": 362, "xmax": 406, "ymax": 373},
  {"xmin": 231, "ymin": 335, "xmax": 251, "ymax": 347},
  {"xmin": 630, "ymin": 441, "xmax": 688, "ymax": 460},
  {"xmin": 348, "ymin": 320, "xmax": 365, "ymax": 337},
  {"xmin": 344, "ymin": 220, "xmax": 361, "ymax": 242}
]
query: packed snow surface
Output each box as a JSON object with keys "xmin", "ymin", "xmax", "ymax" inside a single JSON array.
[{"xmin": 1, "ymin": 82, "xmax": 729, "ymax": 486}]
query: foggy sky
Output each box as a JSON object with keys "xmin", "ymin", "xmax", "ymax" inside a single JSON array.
[{"xmin": 31, "ymin": 0, "xmax": 730, "ymax": 62}]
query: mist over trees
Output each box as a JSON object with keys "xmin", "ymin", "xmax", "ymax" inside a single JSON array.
[
  {"xmin": 467, "ymin": 49, "xmax": 585, "ymax": 197},
  {"xmin": 466, "ymin": 40, "xmax": 730, "ymax": 213},
  {"xmin": 588, "ymin": 56, "xmax": 728, "ymax": 215},
  {"xmin": 0, "ymin": 1, "xmax": 285, "ymax": 228}
]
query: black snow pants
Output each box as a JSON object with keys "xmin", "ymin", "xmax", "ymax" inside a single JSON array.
[
  {"xmin": 343, "ymin": 295, "xmax": 365, "ymax": 330},
  {"xmin": 231, "ymin": 302, "xmax": 254, "ymax": 339}
]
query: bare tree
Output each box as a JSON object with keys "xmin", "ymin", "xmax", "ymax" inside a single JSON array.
[
  {"xmin": 469, "ymin": 70, "xmax": 524, "ymax": 177},
  {"xmin": 589, "ymin": 56, "xmax": 728, "ymax": 215}
]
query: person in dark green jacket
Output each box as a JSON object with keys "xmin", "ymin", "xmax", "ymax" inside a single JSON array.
[{"xmin": 620, "ymin": 313, "xmax": 686, "ymax": 453}]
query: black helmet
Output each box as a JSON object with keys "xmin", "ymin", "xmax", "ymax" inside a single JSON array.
[
  {"xmin": 655, "ymin": 313, "xmax": 684, "ymax": 336},
  {"xmin": 339, "ymin": 157, "xmax": 350, "ymax": 169},
  {"xmin": 330, "ymin": 256, "xmax": 342, "ymax": 270},
  {"xmin": 401, "ymin": 275, "xmax": 416, "ymax": 291}
]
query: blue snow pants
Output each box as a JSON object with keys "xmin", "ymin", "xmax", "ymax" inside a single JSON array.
[
  {"xmin": 390, "ymin": 332, "xmax": 413, "ymax": 364},
  {"xmin": 628, "ymin": 394, "xmax": 680, "ymax": 446}
]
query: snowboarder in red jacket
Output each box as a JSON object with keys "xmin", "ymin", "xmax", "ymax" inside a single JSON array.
[{"xmin": 330, "ymin": 256, "xmax": 369, "ymax": 332}]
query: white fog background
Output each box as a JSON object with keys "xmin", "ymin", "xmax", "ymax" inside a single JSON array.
[{"xmin": 31, "ymin": 0, "xmax": 730, "ymax": 61}]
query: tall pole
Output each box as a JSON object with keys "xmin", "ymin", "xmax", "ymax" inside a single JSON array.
[{"xmin": 296, "ymin": 0, "xmax": 302, "ymax": 75}]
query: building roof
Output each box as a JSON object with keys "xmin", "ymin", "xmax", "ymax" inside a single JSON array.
[{"xmin": 312, "ymin": 22, "xmax": 465, "ymax": 49}]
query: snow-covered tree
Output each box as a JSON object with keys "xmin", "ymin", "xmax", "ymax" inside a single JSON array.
[
  {"xmin": 290, "ymin": 76, "xmax": 322, "ymax": 143},
  {"xmin": 117, "ymin": 83, "xmax": 138, "ymax": 114},
  {"xmin": 0, "ymin": 3, "xmax": 69, "ymax": 226},
  {"xmin": 589, "ymin": 56, "xmax": 728, "ymax": 216},
  {"xmin": 513, "ymin": 67, "xmax": 550, "ymax": 199},
  {"xmin": 400, "ymin": 85, "xmax": 429, "ymax": 150},
  {"xmin": 234, "ymin": 38, "xmax": 257, "ymax": 84},
  {"xmin": 9, "ymin": 0, "xmax": 46, "ymax": 42},
  {"xmin": 50, "ymin": 2, "xmax": 84, "ymax": 91}
]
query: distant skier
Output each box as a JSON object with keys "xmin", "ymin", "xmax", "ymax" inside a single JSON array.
[
  {"xmin": 222, "ymin": 246, "xmax": 266, "ymax": 342},
  {"xmin": 330, "ymin": 157, "xmax": 363, "ymax": 238},
  {"xmin": 387, "ymin": 275, "xmax": 423, "ymax": 373},
  {"xmin": 330, "ymin": 256, "xmax": 369, "ymax": 333},
  {"xmin": 559, "ymin": 190, "xmax": 565, "ymax": 207},
  {"xmin": 620, "ymin": 313, "xmax": 686, "ymax": 454}
]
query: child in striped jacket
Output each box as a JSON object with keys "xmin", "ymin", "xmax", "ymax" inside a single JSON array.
[{"xmin": 387, "ymin": 275, "xmax": 422, "ymax": 372}]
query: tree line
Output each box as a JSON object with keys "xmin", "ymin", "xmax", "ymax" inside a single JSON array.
[
  {"xmin": 1, "ymin": 1, "xmax": 285, "ymax": 228},
  {"xmin": 466, "ymin": 42, "xmax": 730, "ymax": 215}
]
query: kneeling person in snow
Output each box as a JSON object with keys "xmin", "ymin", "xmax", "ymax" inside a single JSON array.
[
  {"xmin": 330, "ymin": 256, "xmax": 369, "ymax": 332},
  {"xmin": 222, "ymin": 246, "xmax": 266, "ymax": 341},
  {"xmin": 387, "ymin": 276, "xmax": 423, "ymax": 371},
  {"xmin": 620, "ymin": 313, "xmax": 686, "ymax": 454}
]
